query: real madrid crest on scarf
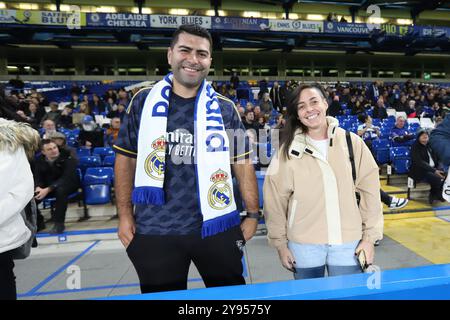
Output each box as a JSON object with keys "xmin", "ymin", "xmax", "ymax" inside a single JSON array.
[
  {"xmin": 144, "ymin": 136, "xmax": 166, "ymax": 181},
  {"xmin": 208, "ymin": 169, "xmax": 232, "ymax": 210},
  {"xmin": 132, "ymin": 73, "xmax": 240, "ymax": 238}
]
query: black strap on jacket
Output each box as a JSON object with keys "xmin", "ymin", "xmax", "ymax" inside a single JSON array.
[{"xmin": 345, "ymin": 130, "xmax": 361, "ymax": 206}]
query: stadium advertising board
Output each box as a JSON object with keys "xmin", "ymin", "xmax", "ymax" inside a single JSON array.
[
  {"xmin": 268, "ymin": 19, "xmax": 323, "ymax": 33},
  {"xmin": 211, "ymin": 16, "xmax": 270, "ymax": 31},
  {"xmin": 379, "ymin": 24, "xmax": 412, "ymax": 36},
  {"xmin": 150, "ymin": 15, "xmax": 211, "ymax": 29},
  {"xmin": 418, "ymin": 26, "xmax": 450, "ymax": 38},
  {"xmin": 324, "ymin": 22, "xmax": 372, "ymax": 34},
  {"xmin": 87, "ymin": 13, "xmax": 150, "ymax": 28},
  {"xmin": 7, "ymin": 10, "xmax": 85, "ymax": 26},
  {"xmin": 0, "ymin": 10, "xmax": 17, "ymax": 24}
]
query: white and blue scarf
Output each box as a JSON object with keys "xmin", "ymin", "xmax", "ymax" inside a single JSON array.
[{"xmin": 132, "ymin": 74, "xmax": 239, "ymax": 238}]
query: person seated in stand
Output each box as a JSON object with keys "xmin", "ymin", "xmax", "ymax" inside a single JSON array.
[
  {"xmin": 40, "ymin": 102, "xmax": 61, "ymax": 127},
  {"xmin": 372, "ymin": 97, "xmax": 388, "ymax": 120},
  {"xmin": 34, "ymin": 139, "xmax": 79, "ymax": 234},
  {"xmin": 390, "ymin": 116, "xmax": 414, "ymax": 146},
  {"xmin": 410, "ymin": 129, "xmax": 446, "ymax": 204},
  {"xmin": 41, "ymin": 119, "xmax": 56, "ymax": 139},
  {"xmin": 78, "ymin": 115, "xmax": 104, "ymax": 149},
  {"xmin": 105, "ymin": 117, "xmax": 121, "ymax": 148},
  {"xmin": 48, "ymin": 131, "xmax": 77, "ymax": 160},
  {"xmin": 357, "ymin": 114, "xmax": 380, "ymax": 152}
]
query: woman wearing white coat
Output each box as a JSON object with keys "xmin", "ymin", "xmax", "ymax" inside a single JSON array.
[{"xmin": 0, "ymin": 118, "xmax": 40, "ymax": 300}]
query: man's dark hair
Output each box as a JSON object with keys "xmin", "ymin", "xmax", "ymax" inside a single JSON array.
[
  {"xmin": 40, "ymin": 138, "xmax": 56, "ymax": 150},
  {"xmin": 170, "ymin": 24, "xmax": 213, "ymax": 52}
]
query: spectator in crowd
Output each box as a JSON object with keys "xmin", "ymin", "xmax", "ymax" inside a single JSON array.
[
  {"xmin": 34, "ymin": 139, "xmax": 79, "ymax": 234},
  {"xmin": 430, "ymin": 102, "xmax": 445, "ymax": 120},
  {"xmin": 78, "ymin": 101, "xmax": 92, "ymax": 116},
  {"xmin": 105, "ymin": 97, "xmax": 118, "ymax": 114},
  {"xmin": 274, "ymin": 114, "xmax": 285, "ymax": 130},
  {"xmin": 264, "ymin": 83, "xmax": 382, "ymax": 279},
  {"xmin": 48, "ymin": 131, "xmax": 77, "ymax": 159},
  {"xmin": 367, "ymin": 81, "xmax": 380, "ymax": 104},
  {"xmin": 70, "ymin": 83, "xmax": 81, "ymax": 96},
  {"xmin": 21, "ymin": 102, "xmax": 42, "ymax": 128},
  {"xmin": 78, "ymin": 115, "xmax": 104, "ymax": 148},
  {"xmin": 90, "ymin": 94, "xmax": 105, "ymax": 115},
  {"xmin": 41, "ymin": 119, "xmax": 56, "ymax": 139},
  {"xmin": 230, "ymin": 72, "xmax": 240, "ymax": 90},
  {"xmin": 108, "ymin": 103, "xmax": 126, "ymax": 121},
  {"xmin": 405, "ymin": 99, "xmax": 418, "ymax": 118},
  {"xmin": 245, "ymin": 101, "xmax": 254, "ymax": 113},
  {"xmin": 228, "ymin": 83, "xmax": 237, "ymax": 100},
  {"xmin": 105, "ymin": 117, "xmax": 121, "ymax": 147},
  {"xmin": 59, "ymin": 106, "xmax": 74, "ymax": 129},
  {"xmin": 340, "ymin": 16, "xmax": 348, "ymax": 23},
  {"xmin": 0, "ymin": 119, "xmax": 40, "ymax": 300},
  {"xmin": 238, "ymin": 106, "xmax": 245, "ymax": 120},
  {"xmin": 410, "ymin": 129, "xmax": 446, "ymax": 204},
  {"xmin": 260, "ymin": 92, "xmax": 274, "ymax": 114},
  {"xmin": 270, "ymin": 81, "xmax": 283, "ymax": 113},
  {"xmin": 391, "ymin": 116, "xmax": 414, "ymax": 146},
  {"xmin": 211, "ymin": 81, "xmax": 219, "ymax": 92},
  {"xmin": 279, "ymin": 81, "xmax": 290, "ymax": 111},
  {"xmin": 372, "ymin": 97, "xmax": 388, "ymax": 119},
  {"xmin": 253, "ymin": 106, "xmax": 263, "ymax": 120},
  {"xmin": 40, "ymin": 102, "xmax": 61, "ymax": 126},
  {"xmin": 103, "ymin": 89, "xmax": 117, "ymax": 103},
  {"xmin": 117, "ymin": 88, "xmax": 129, "ymax": 107},
  {"xmin": 327, "ymin": 95, "xmax": 342, "ymax": 117},
  {"xmin": 395, "ymin": 95, "xmax": 408, "ymax": 112},
  {"xmin": 351, "ymin": 100, "xmax": 366, "ymax": 116},
  {"xmin": 357, "ymin": 114, "xmax": 380, "ymax": 151},
  {"xmin": 243, "ymin": 110, "xmax": 257, "ymax": 131},
  {"xmin": 258, "ymin": 77, "xmax": 269, "ymax": 100},
  {"xmin": 67, "ymin": 94, "xmax": 80, "ymax": 111}
]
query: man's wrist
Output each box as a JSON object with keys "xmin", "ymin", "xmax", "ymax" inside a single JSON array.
[{"xmin": 246, "ymin": 210, "xmax": 262, "ymax": 220}]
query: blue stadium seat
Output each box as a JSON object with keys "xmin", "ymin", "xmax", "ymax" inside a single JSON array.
[
  {"xmin": 78, "ymin": 155, "xmax": 102, "ymax": 173},
  {"xmin": 84, "ymin": 167, "xmax": 114, "ymax": 185},
  {"xmin": 372, "ymin": 139, "xmax": 391, "ymax": 164},
  {"xmin": 83, "ymin": 167, "xmax": 113, "ymax": 205},
  {"xmin": 103, "ymin": 155, "xmax": 116, "ymax": 167},
  {"xmin": 92, "ymin": 147, "xmax": 114, "ymax": 160},
  {"xmin": 390, "ymin": 147, "xmax": 411, "ymax": 174},
  {"xmin": 76, "ymin": 147, "xmax": 91, "ymax": 158}
]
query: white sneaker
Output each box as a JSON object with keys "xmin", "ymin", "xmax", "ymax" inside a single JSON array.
[{"xmin": 389, "ymin": 197, "xmax": 409, "ymax": 209}]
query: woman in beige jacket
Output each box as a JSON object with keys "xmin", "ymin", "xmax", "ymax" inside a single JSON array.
[{"xmin": 263, "ymin": 84, "xmax": 383, "ymax": 279}]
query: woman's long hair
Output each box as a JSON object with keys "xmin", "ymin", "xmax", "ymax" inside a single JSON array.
[
  {"xmin": 280, "ymin": 83, "xmax": 328, "ymax": 160},
  {"xmin": 0, "ymin": 118, "xmax": 40, "ymax": 160}
]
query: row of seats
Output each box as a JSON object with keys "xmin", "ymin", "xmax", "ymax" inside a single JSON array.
[{"xmin": 76, "ymin": 146, "xmax": 115, "ymax": 159}]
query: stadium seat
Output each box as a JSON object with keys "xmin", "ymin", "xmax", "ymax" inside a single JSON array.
[
  {"xmin": 372, "ymin": 139, "xmax": 391, "ymax": 164},
  {"xmin": 76, "ymin": 147, "xmax": 91, "ymax": 158},
  {"xmin": 78, "ymin": 155, "xmax": 102, "ymax": 173},
  {"xmin": 389, "ymin": 147, "xmax": 411, "ymax": 174},
  {"xmin": 103, "ymin": 155, "xmax": 116, "ymax": 167},
  {"xmin": 84, "ymin": 167, "xmax": 114, "ymax": 185},
  {"xmin": 83, "ymin": 168, "xmax": 113, "ymax": 205},
  {"xmin": 92, "ymin": 147, "xmax": 114, "ymax": 160}
]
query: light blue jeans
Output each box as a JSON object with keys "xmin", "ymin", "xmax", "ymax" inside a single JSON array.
[{"xmin": 288, "ymin": 240, "xmax": 362, "ymax": 280}]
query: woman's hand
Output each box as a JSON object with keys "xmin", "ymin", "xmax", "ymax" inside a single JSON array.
[
  {"xmin": 355, "ymin": 240, "xmax": 375, "ymax": 265},
  {"xmin": 277, "ymin": 246, "xmax": 296, "ymax": 272}
]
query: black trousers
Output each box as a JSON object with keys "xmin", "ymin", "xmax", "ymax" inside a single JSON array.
[
  {"xmin": 47, "ymin": 184, "xmax": 78, "ymax": 224},
  {"xmin": 127, "ymin": 226, "xmax": 246, "ymax": 294},
  {"xmin": 0, "ymin": 250, "xmax": 17, "ymax": 300},
  {"xmin": 380, "ymin": 190, "xmax": 392, "ymax": 206},
  {"xmin": 422, "ymin": 172, "xmax": 444, "ymax": 199}
]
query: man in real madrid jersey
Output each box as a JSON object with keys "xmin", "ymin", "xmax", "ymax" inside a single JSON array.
[{"xmin": 113, "ymin": 25, "xmax": 260, "ymax": 293}]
